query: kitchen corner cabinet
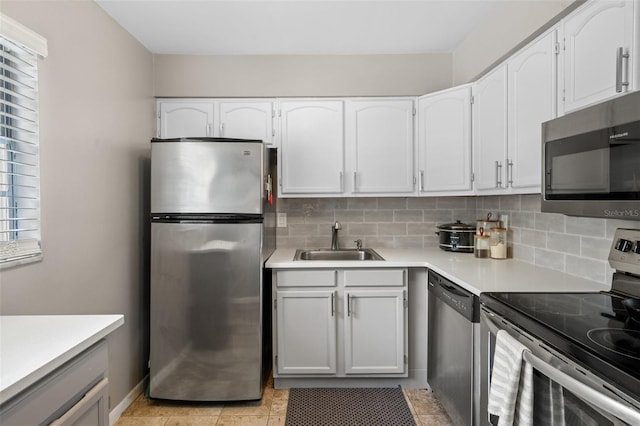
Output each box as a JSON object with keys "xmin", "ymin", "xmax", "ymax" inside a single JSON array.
[
  {"xmin": 346, "ymin": 99, "xmax": 415, "ymax": 195},
  {"xmin": 417, "ymin": 86, "xmax": 472, "ymax": 194},
  {"xmin": 278, "ymin": 99, "xmax": 345, "ymax": 195},
  {"xmin": 559, "ymin": 0, "xmax": 636, "ymax": 115},
  {"xmin": 156, "ymin": 99, "xmax": 276, "ymax": 146},
  {"xmin": 473, "ymin": 28, "xmax": 557, "ymax": 194},
  {"xmin": 0, "ymin": 341, "xmax": 109, "ymax": 426},
  {"xmin": 273, "ymin": 268, "xmax": 408, "ymax": 378}
]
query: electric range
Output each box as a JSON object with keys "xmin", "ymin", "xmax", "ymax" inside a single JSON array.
[{"xmin": 480, "ymin": 228, "xmax": 640, "ymax": 404}]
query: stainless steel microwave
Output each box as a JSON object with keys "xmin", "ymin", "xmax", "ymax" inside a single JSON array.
[{"xmin": 542, "ymin": 91, "xmax": 640, "ymax": 220}]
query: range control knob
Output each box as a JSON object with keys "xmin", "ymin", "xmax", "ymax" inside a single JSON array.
[
  {"xmin": 616, "ymin": 239, "xmax": 633, "ymax": 252},
  {"xmin": 634, "ymin": 241, "xmax": 640, "ymax": 255}
]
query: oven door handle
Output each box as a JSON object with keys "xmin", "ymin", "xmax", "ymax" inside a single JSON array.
[
  {"xmin": 482, "ymin": 310, "xmax": 640, "ymax": 425},
  {"xmin": 521, "ymin": 351, "xmax": 640, "ymax": 425}
]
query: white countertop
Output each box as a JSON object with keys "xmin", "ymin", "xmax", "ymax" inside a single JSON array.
[
  {"xmin": 266, "ymin": 248, "xmax": 609, "ymax": 295},
  {"xmin": 0, "ymin": 314, "xmax": 124, "ymax": 404}
]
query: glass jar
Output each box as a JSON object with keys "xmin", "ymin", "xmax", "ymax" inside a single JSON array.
[
  {"xmin": 474, "ymin": 228, "xmax": 490, "ymax": 259},
  {"xmin": 490, "ymin": 227, "xmax": 507, "ymax": 259}
]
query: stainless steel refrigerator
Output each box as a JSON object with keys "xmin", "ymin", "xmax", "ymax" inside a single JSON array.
[{"xmin": 148, "ymin": 137, "xmax": 276, "ymax": 401}]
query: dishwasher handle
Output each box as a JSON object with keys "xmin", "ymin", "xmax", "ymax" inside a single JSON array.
[
  {"xmin": 428, "ymin": 270, "xmax": 478, "ymax": 322},
  {"xmin": 439, "ymin": 281, "xmax": 471, "ymax": 298}
]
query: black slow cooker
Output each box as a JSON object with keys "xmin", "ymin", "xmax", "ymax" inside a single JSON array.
[{"xmin": 436, "ymin": 220, "xmax": 475, "ymax": 253}]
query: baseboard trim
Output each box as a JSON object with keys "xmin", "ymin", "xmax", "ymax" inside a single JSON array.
[{"xmin": 109, "ymin": 375, "xmax": 147, "ymax": 426}]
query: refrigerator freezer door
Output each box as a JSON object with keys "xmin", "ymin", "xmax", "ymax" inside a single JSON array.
[
  {"xmin": 151, "ymin": 140, "xmax": 264, "ymax": 215},
  {"xmin": 149, "ymin": 221, "xmax": 265, "ymax": 401}
]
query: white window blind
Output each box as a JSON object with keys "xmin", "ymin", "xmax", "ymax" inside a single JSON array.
[{"xmin": 0, "ymin": 32, "xmax": 42, "ymax": 265}]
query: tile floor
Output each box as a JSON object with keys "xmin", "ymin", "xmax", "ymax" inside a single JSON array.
[{"xmin": 115, "ymin": 379, "xmax": 453, "ymax": 426}]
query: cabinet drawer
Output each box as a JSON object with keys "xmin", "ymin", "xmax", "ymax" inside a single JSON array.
[
  {"xmin": 344, "ymin": 269, "xmax": 406, "ymax": 287},
  {"xmin": 277, "ymin": 270, "xmax": 338, "ymax": 287},
  {"xmin": 0, "ymin": 340, "xmax": 108, "ymax": 426}
]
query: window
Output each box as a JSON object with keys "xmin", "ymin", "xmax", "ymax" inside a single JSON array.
[{"xmin": 0, "ymin": 15, "xmax": 47, "ymax": 267}]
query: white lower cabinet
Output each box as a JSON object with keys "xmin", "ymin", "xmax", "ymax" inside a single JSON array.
[
  {"xmin": 344, "ymin": 289, "xmax": 406, "ymax": 374},
  {"xmin": 276, "ymin": 290, "xmax": 337, "ymax": 375},
  {"xmin": 273, "ymin": 268, "xmax": 408, "ymax": 378},
  {"xmin": 0, "ymin": 341, "xmax": 109, "ymax": 426}
]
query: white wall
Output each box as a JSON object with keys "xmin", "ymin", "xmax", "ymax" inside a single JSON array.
[
  {"xmin": 154, "ymin": 53, "xmax": 453, "ymax": 97},
  {"xmin": 0, "ymin": 0, "xmax": 155, "ymax": 409},
  {"xmin": 452, "ymin": 0, "xmax": 578, "ymax": 84}
]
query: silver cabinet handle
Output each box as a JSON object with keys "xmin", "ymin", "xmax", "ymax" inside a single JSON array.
[
  {"xmin": 220, "ymin": 123, "xmax": 225, "ymax": 136},
  {"xmin": 419, "ymin": 170, "xmax": 425, "ymax": 192},
  {"xmin": 331, "ymin": 292, "xmax": 335, "ymax": 317},
  {"xmin": 495, "ymin": 161, "xmax": 503, "ymax": 189},
  {"xmin": 340, "ymin": 172, "xmax": 343, "ymax": 192},
  {"xmin": 347, "ymin": 294, "xmax": 351, "ymax": 316},
  {"xmin": 353, "ymin": 171, "xmax": 357, "ymax": 193},
  {"xmin": 507, "ymin": 159, "xmax": 514, "ymax": 188},
  {"xmin": 616, "ymin": 47, "xmax": 630, "ymax": 93},
  {"xmin": 206, "ymin": 124, "xmax": 212, "ymax": 137}
]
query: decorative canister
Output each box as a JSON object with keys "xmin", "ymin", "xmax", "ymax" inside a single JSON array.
[
  {"xmin": 490, "ymin": 227, "xmax": 508, "ymax": 259},
  {"xmin": 474, "ymin": 227, "xmax": 490, "ymax": 258},
  {"xmin": 476, "ymin": 213, "xmax": 502, "ymax": 236}
]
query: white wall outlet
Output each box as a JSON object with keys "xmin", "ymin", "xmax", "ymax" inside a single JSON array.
[
  {"xmin": 500, "ymin": 214, "xmax": 509, "ymax": 230},
  {"xmin": 277, "ymin": 212, "xmax": 287, "ymax": 228}
]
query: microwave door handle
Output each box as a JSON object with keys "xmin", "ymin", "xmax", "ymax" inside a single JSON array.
[{"xmin": 522, "ymin": 351, "xmax": 640, "ymax": 425}]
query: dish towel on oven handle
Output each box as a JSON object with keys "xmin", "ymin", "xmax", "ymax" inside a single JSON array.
[{"xmin": 488, "ymin": 329, "xmax": 534, "ymax": 426}]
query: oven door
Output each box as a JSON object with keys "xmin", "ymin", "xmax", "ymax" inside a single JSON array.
[{"xmin": 480, "ymin": 307, "xmax": 640, "ymax": 426}]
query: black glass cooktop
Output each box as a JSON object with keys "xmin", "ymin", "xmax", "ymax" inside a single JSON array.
[{"xmin": 481, "ymin": 290, "xmax": 640, "ymax": 402}]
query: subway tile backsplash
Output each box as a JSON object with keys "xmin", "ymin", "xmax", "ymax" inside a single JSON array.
[
  {"xmin": 276, "ymin": 197, "xmax": 477, "ymax": 251},
  {"xmin": 276, "ymin": 194, "xmax": 640, "ymax": 285},
  {"xmin": 477, "ymin": 194, "xmax": 639, "ymax": 284}
]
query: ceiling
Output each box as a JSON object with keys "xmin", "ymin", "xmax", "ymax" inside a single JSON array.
[{"xmin": 95, "ymin": 0, "xmax": 500, "ymax": 55}]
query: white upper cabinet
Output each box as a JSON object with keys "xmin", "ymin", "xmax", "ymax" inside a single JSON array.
[
  {"xmin": 279, "ymin": 99, "xmax": 345, "ymax": 195},
  {"xmin": 473, "ymin": 28, "xmax": 557, "ymax": 195},
  {"xmin": 158, "ymin": 101, "xmax": 214, "ymax": 139},
  {"xmin": 346, "ymin": 99, "xmax": 415, "ymax": 195},
  {"xmin": 218, "ymin": 101, "xmax": 275, "ymax": 145},
  {"xmin": 417, "ymin": 86, "xmax": 472, "ymax": 194},
  {"xmin": 473, "ymin": 65, "xmax": 508, "ymax": 193},
  {"xmin": 559, "ymin": 0, "xmax": 636, "ymax": 114},
  {"xmin": 157, "ymin": 99, "xmax": 276, "ymax": 145},
  {"xmin": 507, "ymin": 29, "xmax": 557, "ymax": 191}
]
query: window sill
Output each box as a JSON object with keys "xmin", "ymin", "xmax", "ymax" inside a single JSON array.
[{"xmin": 0, "ymin": 254, "xmax": 43, "ymax": 270}]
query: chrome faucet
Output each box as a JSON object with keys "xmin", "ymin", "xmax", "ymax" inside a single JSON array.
[{"xmin": 331, "ymin": 221, "xmax": 341, "ymax": 250}]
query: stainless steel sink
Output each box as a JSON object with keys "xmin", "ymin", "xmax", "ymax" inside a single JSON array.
[{"xmin": 294, "ymin": 248, "xmax": 384, "ymax": 261}]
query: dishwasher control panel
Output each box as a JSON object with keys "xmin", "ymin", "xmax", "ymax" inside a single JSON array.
[{"xmin": 428, "ymin": 270, "xmax": 479, "ymax": 322}]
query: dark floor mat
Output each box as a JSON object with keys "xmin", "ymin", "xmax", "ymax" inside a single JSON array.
[{"xmin": 285, "ymin": 387, "xmax": 416, "ymax": 426}]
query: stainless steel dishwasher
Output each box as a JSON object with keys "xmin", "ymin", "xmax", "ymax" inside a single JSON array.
[{"xmin": 427, "ymin": 269, "xmax": 480, "ymax": 426}]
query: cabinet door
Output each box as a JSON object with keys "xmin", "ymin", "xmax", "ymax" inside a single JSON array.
[
  {"xmin": 344, "ymin": 289, "xmax": 406, "ymax": 374},
  {"xmin": 507, "ymin": 30, "xmax": 557, "ymax": 191},
  {"xmin": 560, "ymin": 0, "xmax": 635, "ymax": 114},
  {"xmin": 276, "ymin": 290, "xmax": 337, "ymax": 374},
  {"xmin": 279, "ymin": 100, "xmax": 344, "ymax": 194},
  {"xmin": 472, "ymin": 65, "xmax": 508, "ymax": 192},
  {"xmin": 219, "ymin": 101, "xmax": 275, "ymax": 145},
  {"xmin": 158, "ymin": 101, "xmax": 214, "ymax": 138},
  {"xmin": 417, "ymin": 87, "xmax": 472, "ymax": 193},
  {"xmin": 347, "ymin": 99, "xmax": 415, "ymax": 194}
]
